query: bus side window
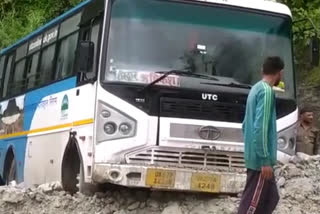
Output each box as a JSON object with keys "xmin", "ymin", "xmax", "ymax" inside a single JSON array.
[
  {"xmin": 55, "ymin": 32, "xmax": 79, "ymax": 80},
  {"xmin": 26, "ymin": 52, "xmax": 40, "ymax": 89},
  {"xmin": 87, "ymin": 21, "xmax": 100, "ymax": 79},
  {"xmin": 10, "ymin": 59, "xmax": 26, "ymax": 96},
  {"xmin": 78, "ymin": 19, "xmax": 101, "ymax": 82},
  {"xmin": 15, "ymin": 43, "xmax": 28, "ymax": 62},
  {"xmin": 39, "ymin": 44, "xmax": 56, "ymax": 86},
  {"xmin": 0, "ymin": 56, "xmax": 5, "ymax": 98},
  {"xmin": 3, "ymin": 54, "xmax": 14, "ymax": 98}
]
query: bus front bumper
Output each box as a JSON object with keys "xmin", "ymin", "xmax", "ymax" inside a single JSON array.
[{"xmin": 92, "ymin": 164, "xmax": 246, "ymax": 194}]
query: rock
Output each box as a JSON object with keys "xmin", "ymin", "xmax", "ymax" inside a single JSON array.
[
  {"xmin": 161, "ymin": 202, "xmax": 182, "ymax": 214},
  {"xmin": 51, "ymin": 181, "xmax": 63, "ymax": 191},
  {"xmin": 277, "ymin": 177, "xmax": 286, "ymax": 187},
  {"xmin": 280, "ymin": 189, "xmax": 287, "ymax": 197},
  {"xmin": 127, "ymin": 201, "xmax": 140, "ymax": 211},
  {"xmin": 35, "ymin": 192, "xmax": 45, "ymax": 202},
  {"xmin": 286, "ymin": 164, "xmax": 302, "ymax": 178},
  {"xmin": 290, "ymin": 207, "xmax": 303, "ymax": 214},
  {"xmin": 284, "ymin": 177, "xmax": 314, "ymax": 205},
  {"xmin": 9, "ymin": 180, "xmax": 17, "ymax": 187},
  {"xmin": 189, "ymin": 203, "xmax": 207, "ymax": 214},
  {"xmin": 296, "ymin": 152, "xmax": 312, "ymax": 161},
  {"xmin": 28, "ymin": 191, "xmax": 36, "ymax": 199},
  {"xmin": 101, "ymin": 207, "xmax": 113, "ymax": 214},
  {"xmin": 53, "ymin": 198, "xmax": 61, "ymax": 208},
  {"xmin": 38, "ymin": 183, "xmax": 53, "ymax": 193},
  {"xmin": 1, "ymin": 158, "xmax": 320, "ymax": 214},
  {"xmin": 105, "ymin": 197, "xmax": 115, "ymax": 204},
  {"xmin": 114, "ymin": 210, "xmax": 127, "ymax": 214},
  {"xmin": 139, "ymin": 202, "xmax": 147, "ymax": 209},
  {"xmin": 289, "ymin": 155, "xmax": 302, "ymax": 164},
  {"xmin": 2, "ymin": 190, "xmax": 24, "ymax": 203},
  {"xmin": 95, "ymin": 192, "xmax": 107, "ymax": 198},
  {"xmin": 147, "ymin": 199, "xmax": 160, "ymax": 211},
  {"xmin": 275, "ymin": 204, "xmax": 291, "ymax": 214}
]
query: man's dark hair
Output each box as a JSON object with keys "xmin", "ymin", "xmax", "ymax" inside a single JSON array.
[
  {"xmin": 300, "ymin": 106, "xmax": 314, "ymax": 115},
  {"xmin": 262, "ymin": 56, "xmax": 284, "ymax": 75}
]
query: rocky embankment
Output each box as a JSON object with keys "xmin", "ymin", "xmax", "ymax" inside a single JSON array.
[{"xmin": 1, "ymin": 153, "xmax": 319, "ymax": 214}]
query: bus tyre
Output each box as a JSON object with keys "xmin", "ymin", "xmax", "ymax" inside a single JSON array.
[
  {"xmin": 61, "ymin": 139, "xmax": 97, "ymax": 195},
  {"xmin": 4, "ymin": 150, "xmax": 17, "ymax": 185},
  {"xmin": 7, "ymin": 158, "xmax": 17, "ymax": 185}
]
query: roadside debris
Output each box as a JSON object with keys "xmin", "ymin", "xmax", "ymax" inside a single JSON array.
[{"xmin": 1, "ymin": 153, "xmax": 319, "ymax": 214}]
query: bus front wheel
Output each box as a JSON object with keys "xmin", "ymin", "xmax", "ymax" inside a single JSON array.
[{"xmin": 61, "ymin": 139, "xmax": 97, "ymax": 195}]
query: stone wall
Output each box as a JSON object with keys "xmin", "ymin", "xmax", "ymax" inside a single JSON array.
[{"xmin": 297, "ymin": 85, "xmax": 320, "ymax": 128}]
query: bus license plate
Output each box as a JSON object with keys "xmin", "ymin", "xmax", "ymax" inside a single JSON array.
[
  {"xmin": 191, "ymin": 173, "xmax": 221, "ymax": 193},
  {"xmin": 146, "ymin": 169, "xmax": 176, "ymax": 188}
]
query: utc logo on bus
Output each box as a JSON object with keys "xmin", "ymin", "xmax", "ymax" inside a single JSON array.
[{"xmin": 202, "ymin": 93, "xmax": 218, "ymax": 101}]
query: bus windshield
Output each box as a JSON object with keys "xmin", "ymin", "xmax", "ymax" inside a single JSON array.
[{"xmin": 104, "ymin": 0, "xmax": 294, "ymax": 99}]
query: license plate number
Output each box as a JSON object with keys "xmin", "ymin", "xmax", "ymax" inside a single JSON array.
[
  {"xmin": 146, "ymin": 169, "xmax": 176, "ymax": 188},
  {"xmin": 191, "ymin": 173, "xmax": 221, "ymax": 193}
]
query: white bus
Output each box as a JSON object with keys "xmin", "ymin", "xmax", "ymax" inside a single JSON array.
[{"xmin": 0, "ymin": 0, "xmax": 297, "ymax": 194}]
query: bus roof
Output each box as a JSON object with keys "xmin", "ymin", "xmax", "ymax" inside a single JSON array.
[
  {"xmin": 0, "ymin": 0, "xmax": 291, "ymax": 56},
  {"xmin": 196, "ymin": 0, "xmax": 291, "ymax": 17},
  {"xmin": 0, "ymin": 0, "xmax": 92, "ymax": 56}
]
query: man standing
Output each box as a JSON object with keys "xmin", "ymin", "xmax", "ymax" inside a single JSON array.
[
  {"xmin": 237, "ymin": 56, "xmax": 284, "ymax": 214},
  {"xmin": 296, "ymin": 107, "xmax": 320, "ymax": 155}
]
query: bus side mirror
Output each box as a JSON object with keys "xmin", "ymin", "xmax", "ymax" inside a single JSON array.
[
  {"xmin": 310, "ymin": 37, "xmax": 319, "ymax": 67},
  {"xmin": 76, "ymin": 41, "xmax": 94, "ymax": 73}
]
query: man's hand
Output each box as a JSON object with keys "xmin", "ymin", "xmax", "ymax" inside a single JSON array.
[{"xmin": 261, "ymin": 166, "xmax": 273, "ymax": 180}]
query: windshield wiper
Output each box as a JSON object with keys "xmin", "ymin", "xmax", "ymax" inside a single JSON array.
[
  {"xmin": 140, "ymin": 69, "xmax": 218, "ymax": 92},
  {"xmin": 201, "ymin": 81, "xmax": 252, "ymax": 89}
]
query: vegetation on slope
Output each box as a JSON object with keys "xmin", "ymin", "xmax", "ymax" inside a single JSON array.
[{"xmin": 0, "ymin": 0, "xmax": 82, "ymax": 49}]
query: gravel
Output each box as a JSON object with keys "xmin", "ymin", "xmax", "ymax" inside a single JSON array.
[{"xmin": 1, "ymin": 153, "xmax": 320, "ymax": 214}]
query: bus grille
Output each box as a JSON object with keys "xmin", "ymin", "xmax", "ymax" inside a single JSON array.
[
  {"xmin": 126, "ymin": 147, "xmax": 245, "ymax": 172},
  {"xmin": 160, "ymin": 97, "xmax": 246, "ymax": 123}
]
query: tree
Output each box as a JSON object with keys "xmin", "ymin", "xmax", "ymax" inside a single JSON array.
[
  {"xmin": 0, "ymin": 0, "xmax": 83, "ymax": 49},
  {"xmin": 280, "ymin": 0, "xmax": 320, "ymax": 85}
]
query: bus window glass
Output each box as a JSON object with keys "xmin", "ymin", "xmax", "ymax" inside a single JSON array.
[
  {"xmin": 87, "ymin": 22, "xmax": 100, "ymax": 79},
  {"xmin": 39, "ymin": 44, "xmax": 55, "ymax": 85},
  {"xmin": 55, "ymin": 33, "xmax": 78, "ymax": 79},
  {"xmin": 26, "ymin": 52, "xmax": 40, "ymax": 89},
  {"xmin": 0, "ymin": 57, "xmax": 5, "ymax": 96},
  {"xmin": 11, "ymin": 59, "xmax": 26, "ymax": 95},
  {"xmin": 59, "ymin": 13, "xmax": 81, "ymax": 38},
  {"xmin": 16, "ymin": 43, "xmax": 28, "ymax": 61},
  {"xmin": 3, "ymin": 54, "xmax": 14, "ymax": 97}
]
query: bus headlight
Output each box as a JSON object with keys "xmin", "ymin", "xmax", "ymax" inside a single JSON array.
[
  {"xmin": 101, "ymin": 110, "xmax": 111, "ymax": 118},
  {"xmin": 288, "ymin": 138, "xmax": 295, "ymax": 150},
  {"xmin": 277, "ymin": 137, "xmax": 287, "ymax": 150},
  {"xmin": 119, "ymin": 123, "xmax": 132, "ymax": 135},
  {"xmin": 97, "ymin": 101, "xmax": 137, "ymax": 142},
  {"xmin": 104, "ymin": 122, "xmax": 117, "ymax": 135},
  {"xmin": 277, "ymin": 123, "xmax": 297, "ymax": 156}
]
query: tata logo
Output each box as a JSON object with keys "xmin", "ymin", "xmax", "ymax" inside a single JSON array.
[
  {"xmin": 198, "ymin": 126, "xmax": 221, "ymax": 140},
  {"xmin": 202, "ymin": 93, "xmax": 218, "ymax": 101}
]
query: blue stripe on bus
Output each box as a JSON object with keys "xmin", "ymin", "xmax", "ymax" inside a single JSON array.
[
  {"xmin": 24, "ymin": 77, "xmax": 77, "ymax": 130},
  {"xmin": 0, "ymin": 77, "xmax": 77, "ymax": 182},
  {"xmin": 0, "ymin": 0, "xmax": 92, "ymax": 55}
]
